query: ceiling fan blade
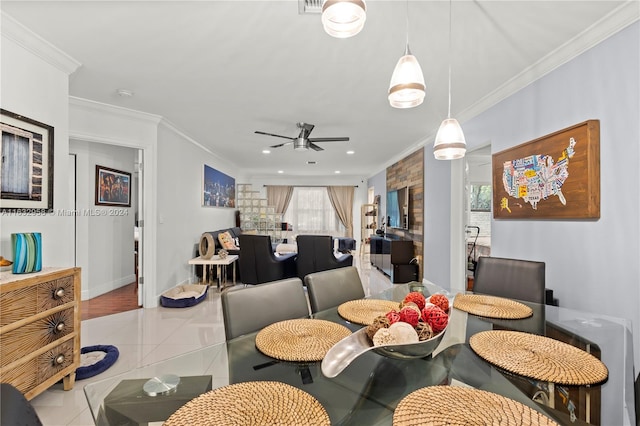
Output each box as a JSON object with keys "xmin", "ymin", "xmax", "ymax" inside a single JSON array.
[
  {"xmin": 309, "ymin": 143, "xmax": 324, "ymax": 151},
  {"xmin": 270, "ymin": 141, "xmax": 293, "ymax": 148},
  {"xmin": 308, "ymin": 137, "xmax": 350, "ymax": 142},
  {"xmin": 255, "ymin": 131, "xmax": 295, "ymax": 140}
]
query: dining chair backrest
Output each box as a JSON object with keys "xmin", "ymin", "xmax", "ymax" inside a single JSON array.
[
  {"xmin": 304, "ymin": 266, "xmax": 365, "ymax": 313},
  {"xmin": 0, "ymin": 383, "xmax": 42, "ymax": 426},
  {"xmin": 221, "ymin": 277, "xmax": 309, "ymax": 340},
  {"xmin": 473, "ymin": 256, "xmax": 545, "ymax": 304}
]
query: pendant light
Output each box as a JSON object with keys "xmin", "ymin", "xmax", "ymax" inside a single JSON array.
[
  {"xmin": 433, "ymin": 0, "xmax": 466, "ymax": 160},
  {"xmin": 322, "ymin": 0, "xmax": 367, "ymax": 39},
  {"xmin": 388, "ymin": 0, "xmax": 425, "ymax": 108}
]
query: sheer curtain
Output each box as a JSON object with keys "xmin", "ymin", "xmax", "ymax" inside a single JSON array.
[
  {"xmin": 327, "ymin": 186, "xmax": 354, "ymax": 237},
  {"xmin": 283, "ymin": 187, "xmax": 345, "ymax": 236},
  {"xmin": 266, "ymin": 185, "xmax": 293, "ymax": 214}
]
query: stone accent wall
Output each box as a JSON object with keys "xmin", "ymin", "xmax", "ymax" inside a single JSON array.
[{"xmin": 386, "ymin": 148, "xmax": 424, "ymax": 280}]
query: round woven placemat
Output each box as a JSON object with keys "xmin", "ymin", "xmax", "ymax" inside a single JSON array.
[
  {"xmin": 337, "ymin": 299, "xmax": 400, "ymax": 325},
  {"xmin": 255, "ymin": 319, "xmax": 351, "ymax": 362},
  {"xmin": 453, "ymin": 293, "xmax": 533, "ymax": 319},
  {"xmin": 470, "ymin": 330, "xmax": 608, "ymax": 385},
  {"xmin": 164, "ymin": 381, "xmax": 330, "ymax": 426},
  {"xmin": 393, "ymin": 385, "xmax": 559, "ymax": 426}
]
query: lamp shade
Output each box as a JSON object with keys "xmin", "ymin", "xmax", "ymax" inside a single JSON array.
[
  {"xmin": 388, "ymin": 52, "xmax": 425, "ymax": 108},
  {"xmin": 322, "ymin": 0, "xmax": 367, "ymax": 38},
  {"xmin": 433, "ymin": 118, "xmax": 466, "ymax": 160}
]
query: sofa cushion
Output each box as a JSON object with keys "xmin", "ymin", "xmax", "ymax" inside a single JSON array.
[{"xmin": 218, "ymin": 231, "xmax": 239, "ymax": 250}]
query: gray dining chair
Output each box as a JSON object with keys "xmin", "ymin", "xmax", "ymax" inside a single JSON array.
[
  {"xmin": 221, "ymin": 277, "xmax": 309, "ymax": 340},
  {"xmin": 473, "ymin": 256, "xmax": 545, "ymax": 304},
  {"xmin": 304, "ymin": 266, "xmax": 365, "ymax": 313}
]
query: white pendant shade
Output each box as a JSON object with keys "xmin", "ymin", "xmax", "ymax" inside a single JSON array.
[
  {"xmin": 388, "ymin": 50, "xmax": 425, "ymax": 109},
  {"xmin": 433, "ymin": 118, "xmax": 467, "ymax": 160},
  {"xmin": 322, "ymin": 0, "xmax": 367, "ymax": 38}
]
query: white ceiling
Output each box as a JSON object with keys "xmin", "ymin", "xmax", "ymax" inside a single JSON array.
[{"xmin": 2, "ymin": 1, "xmax": 637, "ymax": 179}]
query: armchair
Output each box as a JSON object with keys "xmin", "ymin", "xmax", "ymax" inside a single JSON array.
[
  {"xmin": 238, "ymin": 234, "xmax": 297, "ymax": 285},
  {"xmin": 295, "ymin": 235, "xmax": 353, "ymax": 281}
]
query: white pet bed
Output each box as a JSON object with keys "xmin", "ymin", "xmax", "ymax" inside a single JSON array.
[{"xmin": 160, "ymin": 284, "xmax": 208, "ymax": 308}]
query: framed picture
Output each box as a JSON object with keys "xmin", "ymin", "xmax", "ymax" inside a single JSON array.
[
  {"xmin": 202, "ymin": 164, "xmax": 235, "ymax": 208},
  {"xmin": 0, "ymin": 109, "xmax": 54, "ymax": 212},
  {"xmin": 95, "ymin": 165, "xmax": 132, "ymax": 207},
  {"xmin": 492, "ymin": 120, "xmax": 600, "ymax": 219}
]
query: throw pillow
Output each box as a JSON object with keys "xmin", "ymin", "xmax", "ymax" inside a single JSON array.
[{"xmin": 218, "ymin": 231, "xmax": 238, "ymax": 250}]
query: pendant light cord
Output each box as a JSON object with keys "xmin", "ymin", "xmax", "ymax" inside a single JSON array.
[
  {"xmin": 447, "ymin": 0, "xmax": 452, "ymax": 119},
  {"xmin": 405, "ymin": 0, "xmax": 410, "ymax": 49}
]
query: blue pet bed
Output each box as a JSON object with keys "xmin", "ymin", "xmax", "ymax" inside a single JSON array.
[
  {"xmin": 76, "ymin": 345, "xmax": 119, "ymax": 380},
  {"xmin": 160, "ymin": 284, "xmax": 208, "ymax": 308}
]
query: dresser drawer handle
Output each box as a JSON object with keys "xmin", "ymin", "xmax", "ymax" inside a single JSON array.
[
  {"xmin": 54, "ymin": 288, "xmax": 65, "ymax": 299},
  {"xmin": 54, "ymin": 354, "xmax": 65, "ymax": 365},
  {"xmin": 55, "ymin": 322, "xmax": 65, "ymax": 333}
]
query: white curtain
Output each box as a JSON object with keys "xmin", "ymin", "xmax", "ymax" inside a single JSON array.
[{"xmin": 283, "ymin": 187, "xmax": 345, "ymax": 236}]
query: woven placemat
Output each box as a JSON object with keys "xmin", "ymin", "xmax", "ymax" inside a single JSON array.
[
  {"xmin": 255, "ymin": 319, "xmax": 351, "ymax": 362},
  {"xmin": 453, "ymin": 293, "xmax": 533, "ymax": 319},
  {"xmin": 337, "ymin": 299, "xmax": 400, "ymax": 325},
  {"xmin": 470, "ymin": 330, "xmax": 608, "ymax": 385},
  {"xmin": 164, "ymin": 381, "xmax": 330, "ymax": 426},
  {"xmin": 393, "ymin": 385, "xmax": 559, "ymax": 426}
]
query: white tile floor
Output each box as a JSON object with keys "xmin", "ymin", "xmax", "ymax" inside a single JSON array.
[{"xmin": 31, "ymin": 254, "xmax": 392, "ymax": 425}]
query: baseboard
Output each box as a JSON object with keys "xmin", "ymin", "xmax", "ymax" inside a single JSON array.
[{"xmin": 84, "ymin": 274, "xmax": 136, "ymax": 300}]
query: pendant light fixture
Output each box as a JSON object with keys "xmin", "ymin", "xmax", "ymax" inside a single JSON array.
[
  {"xmin": 322, "ymin": 0, "xmax": 367, "ymax": 39},
  {"xmin": 433, "ymin": 0, "xmax": 466, "ymax": 160},
  {"xmin": 388, "ymin": 0, "xmax": 425, "ymax": 108}
]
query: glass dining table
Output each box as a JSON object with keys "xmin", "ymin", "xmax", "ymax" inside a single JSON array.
[{"xmin": 84, "ymin": 282, "xmax": 635, "ymax": 426}]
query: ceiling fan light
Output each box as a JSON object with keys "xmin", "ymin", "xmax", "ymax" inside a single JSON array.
[
  {"xmin": 433, "ymin": 118, "xmax": 467, "ymax": 160},
  {"xmin": 322, "ymin": 0, "xmax": 366, "ymax": 38},
  {"xmin": 388, "ymin": 53, "xmax": 425, "ymax": 108},
  {"xmin": 294, "ymin": 137, "xmax": 308, "ymax": 151}
]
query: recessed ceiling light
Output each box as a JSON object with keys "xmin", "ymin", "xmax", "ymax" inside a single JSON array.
[
  {"xmin": 262, "ymin": 149, "xmax": 271, "ymax": 154},
  {"xmin": 278, "ymin": 170, "xmax": 284, "ymax": 174},
  {"xmin": 346, "ymin": 150, "xmax": 355, "ymax": 155},
  {"xmin": 334, "ymin": 170, "xmax": 341, "ymax": 174},
  {"xmin": 116, "ymin": 88, "xmax": 134, "ymax": 97}
]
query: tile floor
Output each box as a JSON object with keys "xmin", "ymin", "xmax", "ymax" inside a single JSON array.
[{"xmin": 31, "ymin": 254, "xmax": 393, "ymax": 425}]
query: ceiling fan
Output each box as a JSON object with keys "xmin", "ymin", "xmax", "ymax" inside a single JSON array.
[{"xmin": 255, "ymin": 122, "xmax": 349, "ymax": 151}]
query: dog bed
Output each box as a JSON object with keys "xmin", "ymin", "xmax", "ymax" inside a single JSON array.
[
  {"xmin": 76, "ymin": 345, "xmax": 119, "ymax": 380},
  {"xmin": 160, "ymin": 284, "xmax": 208, "ymax": 308}
]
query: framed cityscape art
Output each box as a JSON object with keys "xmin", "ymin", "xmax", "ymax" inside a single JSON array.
[
  {"xmin": 202, "ymin": 164, "xmax": 235, "ymax": 208},
  {"xmin": 492, "ymin": 120, "xmax": 600, "ymax": 219},
  {"xmin": 95, "ymin": 165, "xmax": 132, "ymax": 207},
  {"xmin": 0, "ymin": 109, "xmax": 54, "ymax": 212}
]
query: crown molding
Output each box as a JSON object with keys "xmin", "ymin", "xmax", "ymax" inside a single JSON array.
[
  {"xmin": 458, "ymin": 1, "xmax": 640, "ymax": 125},
  {"xmin": 1, "ymin": 12, "xmax": 81, "ymax": 75},
  {"xmin": 69, "ymin": 96, "xmax": 162, "ymax": 125}
]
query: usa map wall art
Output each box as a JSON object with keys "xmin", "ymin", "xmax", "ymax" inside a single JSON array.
[{"xmin": 492, "ymin": 120, "xmax": 600, "ymax": 219}]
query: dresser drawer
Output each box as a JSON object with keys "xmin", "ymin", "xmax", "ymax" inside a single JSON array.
[
  {"xmin": 0, "ymin": 339, "xmax": 75, "ymax": 395},
  {"xmin": 1, "ymin": 307, "xmax": 75, "ymax": 367},
  {"xmin": 1, "ymin": 273, "xmax": 75, "ymax": 327}
]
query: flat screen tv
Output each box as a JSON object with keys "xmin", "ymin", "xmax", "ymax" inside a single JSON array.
[{"xmin": 386, "ymin": 186, "xmax": 409, "ymax": 229}]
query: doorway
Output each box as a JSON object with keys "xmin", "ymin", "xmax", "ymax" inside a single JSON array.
[
  {"xmin": 464, "ymin": 144, "xmax": 492, "ymax": 290},
  {"xmin": 70, "ymin": 142, "xmax": 143, "ymax": 319}
]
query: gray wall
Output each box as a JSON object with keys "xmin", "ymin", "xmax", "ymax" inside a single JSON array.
[{"xmin": 427, "ymin": 22, "xmax": 640, "ymax": 367}]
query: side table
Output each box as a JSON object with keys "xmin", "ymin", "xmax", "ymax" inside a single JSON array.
[{"xmin": 188, "ymin": 255, "xmax": 238, "ymax": 291}]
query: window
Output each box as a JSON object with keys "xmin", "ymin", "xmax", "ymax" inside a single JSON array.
[
  {"xmin": 470, "ymin": 184, "xmax": 491, "ymax": 212},
  {"xmin": 283, "ymin": 187, "xmax": 345, "ymax": 236}
]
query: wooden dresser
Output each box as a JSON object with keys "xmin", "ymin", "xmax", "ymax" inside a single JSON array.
[{"xmin": 0, "ymin": 267, "xmax": 81, "ymax": 400}]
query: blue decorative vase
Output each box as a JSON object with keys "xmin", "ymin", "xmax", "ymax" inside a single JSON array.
[{"xmin": 12, "ymin": 232, "xmax": 42, "ymax": 274}]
